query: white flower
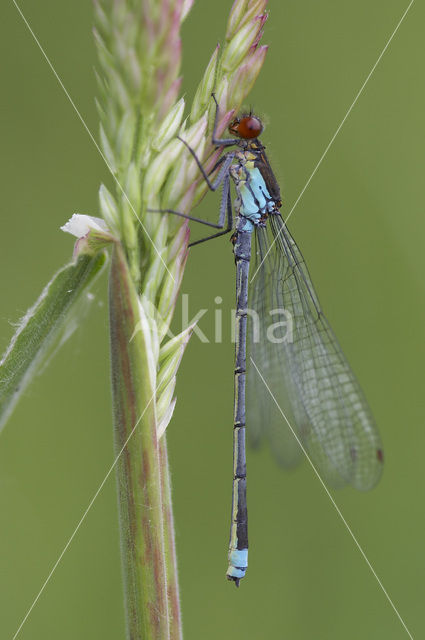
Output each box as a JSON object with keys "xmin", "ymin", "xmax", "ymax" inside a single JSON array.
[{"xmin": 60, "ymin": 214, "xmax": 110, "ymax": 238}]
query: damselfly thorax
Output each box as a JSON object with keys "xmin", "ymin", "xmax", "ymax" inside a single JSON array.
[{"xmin": 230, "ymin": 145, "xmax": 282, "ymax": 236}]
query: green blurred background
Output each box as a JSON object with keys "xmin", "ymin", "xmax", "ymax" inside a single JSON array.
[{"xmin": 1, "ymin": 1, "xmax": 423, "ymax": 638}]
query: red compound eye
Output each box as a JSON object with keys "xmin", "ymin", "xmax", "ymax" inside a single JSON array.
[{"xmin": 229, "ymin": 116, "xmax": 263, "ymax": 139}]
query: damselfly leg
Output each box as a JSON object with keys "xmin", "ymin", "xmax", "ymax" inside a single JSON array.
[{"xmin": 148, "ymin": 96, "xmax": 238, "ymax": 245}]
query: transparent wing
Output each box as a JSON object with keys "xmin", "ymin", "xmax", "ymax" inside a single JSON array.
[
  {"xmin": 247, "ymin": 226, "xmax": 305, "ymax": 470},
  {"xmin": 246, "ymin": 213, "xmax": 383, "ymax": 490}
]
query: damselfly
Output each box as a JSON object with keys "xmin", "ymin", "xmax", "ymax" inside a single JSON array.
[{"xmin": 153, "ymin": 95, "xmax": 383, "ymax": 586}]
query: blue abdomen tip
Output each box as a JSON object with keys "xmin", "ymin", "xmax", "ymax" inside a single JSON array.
[{"xmin": 227, "ymin": 548, "xmax": 248, "ymax": 581}]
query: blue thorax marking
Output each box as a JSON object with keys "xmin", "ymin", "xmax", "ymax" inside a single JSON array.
[{"xmin": 234, "ymin": 165, "xmax": 275, "ymax": 233}]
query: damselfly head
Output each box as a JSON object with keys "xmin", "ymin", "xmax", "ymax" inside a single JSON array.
[{"xmin": 229, "ymin": 115, "xmax": 263, "ymax": 139}]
